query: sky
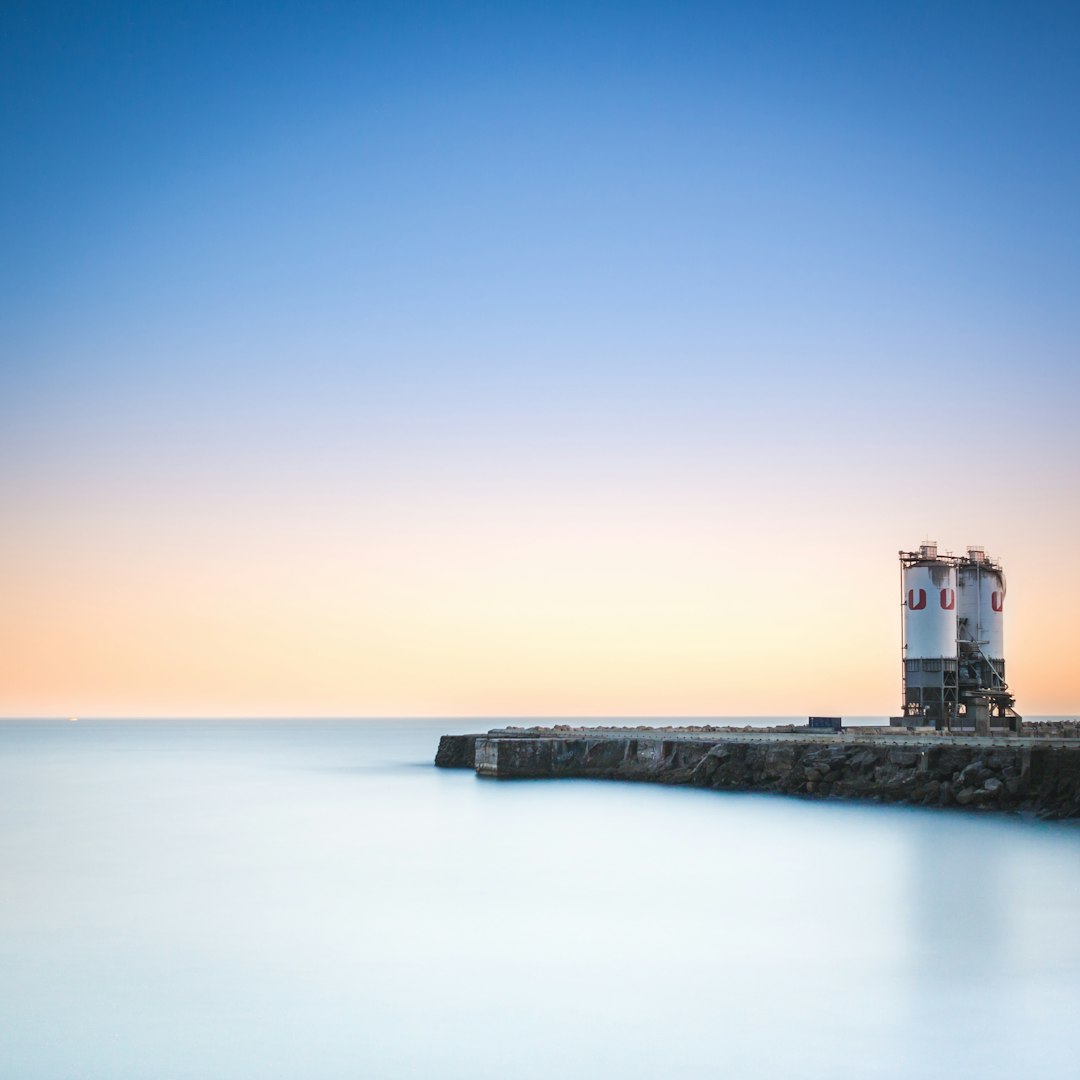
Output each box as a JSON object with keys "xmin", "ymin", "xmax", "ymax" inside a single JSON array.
[{"xmin": 2, "ymin": 1, "xmax": 1079, "ymax": 718}]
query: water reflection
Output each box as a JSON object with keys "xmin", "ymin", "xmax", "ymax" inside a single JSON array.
[{"xmin": 911, "ymin": 812, "xmax": 1006, "ymax": 972}]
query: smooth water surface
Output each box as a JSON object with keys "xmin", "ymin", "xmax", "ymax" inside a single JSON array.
[{"xmin": 2, "ymin": 719, "xmax": 1079, "ymax": 1079}]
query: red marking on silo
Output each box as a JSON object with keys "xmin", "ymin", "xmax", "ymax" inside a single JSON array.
[
  {"xmin": 940, "ymin": 588, "xmax": 955, "ymax": 610},
  {"xmin": 991, "ymin": 591, "xmax": 1003, "ymax": 612},
  {"xmin": 908, "ymin": 589, "xmax": 926, "ymax": 610}
]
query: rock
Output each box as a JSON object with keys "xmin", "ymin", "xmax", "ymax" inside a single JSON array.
[
  {"xmin": 765, "ymin": 746, "xmax": 796, "ymax": 773},
  {"xmin": 435, "ymin": 734, "xmax": 479, "ymax": 768},
  {"xmin": 955, "ymin": 787, "xmax": 976, "ymax": 806},
  {"xmin": 983, "ymin": 777, "xmax": 1003, "ymax": 796},
  {"xmin": 958, "ymin": 761, "xmax": 988, "ymax": 787}
]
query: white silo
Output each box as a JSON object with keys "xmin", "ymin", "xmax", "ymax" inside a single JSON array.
[
  {"xmin": 899, "ymin": 543, "xmax": 1018, "ymax": 730},
  {"xmin": 903, "ymin": 557, "xmax": 958, "ymax": 660},
  {"xmin": 900, "ymin": 543, "xmax": 958, "ymax": 726},
  {"xmin": 957, "ymin": 546, "xmax": 1007, "ymax": 691}
]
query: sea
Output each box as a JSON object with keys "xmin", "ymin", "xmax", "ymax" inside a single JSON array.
[{"xmin": 1, "ymin": 717, "xmax": 1079, "ymax": 1080}]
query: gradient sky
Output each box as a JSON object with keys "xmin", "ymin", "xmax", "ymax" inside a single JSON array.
[{"xmin": 2, "ymin": 1, "xmax": 1079, "ymax": 717}]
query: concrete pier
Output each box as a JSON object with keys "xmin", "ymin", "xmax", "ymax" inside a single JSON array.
[{"xmin": 436, "ymin": 726, "xmax": 1080, "ymax": 819}]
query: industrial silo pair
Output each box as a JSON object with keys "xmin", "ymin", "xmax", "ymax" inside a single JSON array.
[{"xmin": 900, "ymin": 542, "xmax": 1016, "ymax": 730}]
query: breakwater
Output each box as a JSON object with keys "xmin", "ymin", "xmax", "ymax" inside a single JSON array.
[{"xmin": 435, "ymin": 728, "xmax": 1080, "ymax": 818}]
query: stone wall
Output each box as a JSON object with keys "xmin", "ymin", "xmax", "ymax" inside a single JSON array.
[
  {"xmin": 434, "ymin": 734, "xmax": 479, "ymax": 769},
  {"xmin": 436, "ymin": 733, "xmax": 1080, "ymax": 819}
]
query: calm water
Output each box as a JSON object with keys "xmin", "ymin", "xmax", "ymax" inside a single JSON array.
[{"xmin": 2, "ymin": 718, "xmax": 1079, "ymax": 1079}]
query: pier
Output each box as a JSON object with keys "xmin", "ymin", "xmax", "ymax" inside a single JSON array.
[{"xmin": 436, "ymin": 725, "xmax": 1080, "ymax": 819}]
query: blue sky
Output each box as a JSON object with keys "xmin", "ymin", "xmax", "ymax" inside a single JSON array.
[{"xmin": 3, "ymin": 2, "xmax": 1079, "ymax": 714}]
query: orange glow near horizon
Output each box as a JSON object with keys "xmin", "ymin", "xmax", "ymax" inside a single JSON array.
[{"xmin": 3, "ymin": 461, "xmax": 1078, "ymax": 718}]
